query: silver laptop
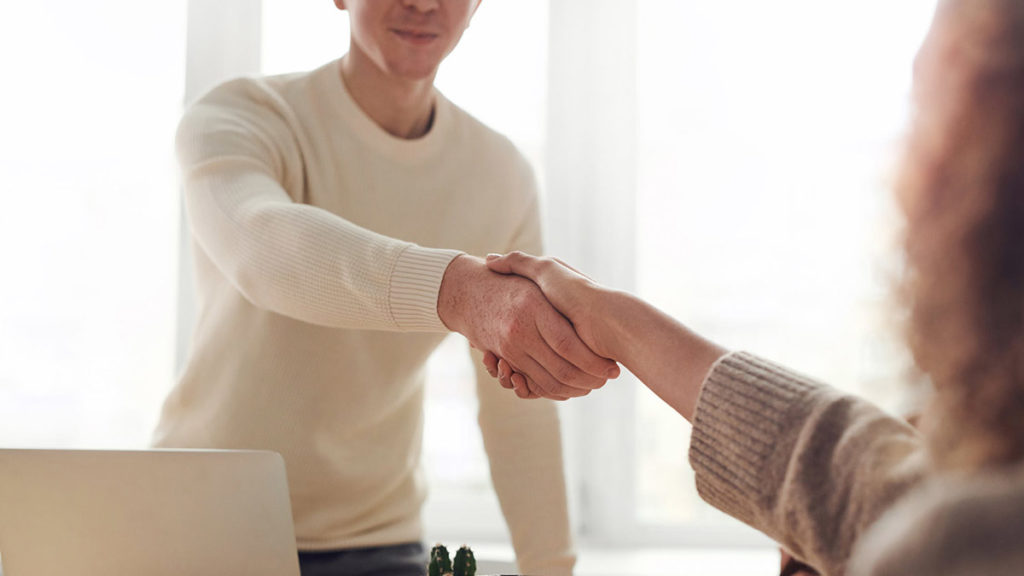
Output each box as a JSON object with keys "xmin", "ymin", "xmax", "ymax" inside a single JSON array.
[{"xmin": 0, "ymin": 449, "xmax": 300, "ymax": 576}]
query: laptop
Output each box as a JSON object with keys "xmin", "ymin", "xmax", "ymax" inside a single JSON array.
[{"xmin": 0, "ymin": 449, "xmax": 300, "ymax": 576}]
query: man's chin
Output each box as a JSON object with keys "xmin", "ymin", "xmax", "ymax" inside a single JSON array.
[
  {"xmin": 390, "ymin": 64, "xmax": 441, "ymax": 82},
  {"xmin": 383, "ymin": 53, "xmax": 445, "ymax": 82}
]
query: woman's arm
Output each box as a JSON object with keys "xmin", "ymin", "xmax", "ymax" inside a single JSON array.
[
  {"xmin": 485, "ymin": 252, "xmax": 928, "ymax": 575},
  {"xmin": 484, "ymin": 252, "xmax": 726, "ymax": 420}
]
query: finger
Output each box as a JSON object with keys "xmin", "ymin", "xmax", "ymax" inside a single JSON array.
[
  {"xmin": 497, "ymin": 358, "xmax": 515, "ymax": 390},
  {"xmin": 510, "ymin": 370, "xmax": 562, "ymax": 400},
  {"xmin": 536, "ymin": 313, "xmax": 619, "ymax": 381},
  {"xmin": 500, "ymin": 350, "xmax": 561, "ymax": 398},
  {"xmin": 529, "ymin": 334, "xmax": 609, "ymax": 391},
  {"xmin": 509, "ymin": 372, "xmax": 539, "ymax": 399},
  {"xmin": 482, "ymin": 350, "xmax": 500, "ymax": 379},
  {"xmin": 518, "ymin": 353, "xmax": 591, "ymax": 399},
  {"xmin": 507, "ymin": 367, "xmax": 539, "ymax": 399},
  {"xmin": 526, "ymin": 375, "xmax": 577, "ymax": 400},
  {"xmin": 504, "ymin": 362, "xmax": 575, "ymax": 401},
  {"xmin": 485, "ymin": 251, "xmax": 544, "ymax": 280}
]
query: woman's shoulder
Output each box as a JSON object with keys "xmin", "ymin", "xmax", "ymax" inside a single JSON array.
[{"xmin": 850, "ymin": 463, "xmax": 1024, "ymax": 576}]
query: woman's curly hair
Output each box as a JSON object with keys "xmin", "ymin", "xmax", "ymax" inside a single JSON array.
[{"xmin": 899, "ymin": 0, "xmax": 1024, "ymax": 470}]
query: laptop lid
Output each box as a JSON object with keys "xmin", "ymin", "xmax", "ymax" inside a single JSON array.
[{"xmin": 0, "ymin": 449, "xmax": 300, "ymax": 576}]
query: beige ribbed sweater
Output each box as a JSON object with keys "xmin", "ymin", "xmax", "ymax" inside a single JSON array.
[
  {"xmin": 153, "ymin": 59, "xmax": 574, "ymax": 574},
  {"xmin": 692, "ymin": 352, "xmax": 1024, "ymax": 576}
]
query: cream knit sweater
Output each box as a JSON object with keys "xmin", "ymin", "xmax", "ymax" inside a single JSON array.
[
  {"xmin": 692, "ymin": 352, "xmax": 1024, "ymax": 576},
  {"xmin": 153, "ymin": 59, "xmax": 574, "ymax": 574}
]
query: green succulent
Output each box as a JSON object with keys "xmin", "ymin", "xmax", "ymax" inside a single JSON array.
[
  {"xmin": 453, "ymin": 545, "xmax": 477, "ymax": 576},
  {"xmin": 428, "ymin": 544, "xmax": 453, "ymax": 576}
]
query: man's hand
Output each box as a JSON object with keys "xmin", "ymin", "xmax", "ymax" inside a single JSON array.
[
  {"xmin": 438, "ymin": 255, "xmax": 619, "ymax": 399},
  {"xmin": 481, "ymin": 252, "xmax": 622, "ymax": 398}
]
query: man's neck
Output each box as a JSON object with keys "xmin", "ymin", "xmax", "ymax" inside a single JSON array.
[{"xmin": 340, "ymin": 50, "xmax": 437, "ymax": 140}]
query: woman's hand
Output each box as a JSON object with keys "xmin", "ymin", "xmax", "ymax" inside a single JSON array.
[
  {"xmin": 483, "ymin": 252, "xmax": 621, "ymax": 398},
  {"xmin": 483, "ymin": 251, "xmax": 727, "ymax": 419}
]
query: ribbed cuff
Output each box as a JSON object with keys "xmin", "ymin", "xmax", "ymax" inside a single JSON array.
[
  {"xmin": 388, "ymin": 244, "xmax": 464, "ymax": 331},
  {"xmin": 688, "ymin": 352, "xmax": 821, "ymax": 525}
]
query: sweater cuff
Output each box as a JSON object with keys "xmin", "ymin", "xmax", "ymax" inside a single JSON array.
[
  {"xmin": 688, "ymin": 351, "xmax": 821, "ymax": 525},
  {"xmin": 388, "ymin": 244, "xmax": 464, "ymax": 331}
]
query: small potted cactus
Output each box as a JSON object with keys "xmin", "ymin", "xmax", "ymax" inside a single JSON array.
[
  {"xmin": 453, "ymin": 545, "xmax": 477, "ymax": 576},
  {"xmin": 428, "ymin": 543, "xmax": 477, "ymax": 576}
]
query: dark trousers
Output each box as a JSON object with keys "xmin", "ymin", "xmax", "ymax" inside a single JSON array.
[{"xmin": 299, "ymin": 542, "xmax": 427, "ymax": 576}]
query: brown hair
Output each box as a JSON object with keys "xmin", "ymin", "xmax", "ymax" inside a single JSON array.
[{"xmin": 899, "ymin": 0, "xmax": 1024, "ymax": 471}]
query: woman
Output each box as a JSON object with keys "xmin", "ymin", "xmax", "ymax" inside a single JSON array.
[{"xmin": 482, "ymin": 0, "xmax": 1024, "ymax": 574}]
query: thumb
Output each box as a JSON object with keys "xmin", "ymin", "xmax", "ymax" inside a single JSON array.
[
  {"xmin": 485, "ymin": 252, "xmax": 515, "ymax": 275},
  {"xmin": 485, "ymin": 251, "xmax": 537, "ymax": 278}
]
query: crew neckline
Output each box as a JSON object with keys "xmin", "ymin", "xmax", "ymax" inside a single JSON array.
[{"xmin": 317, "ymin": 58, "xmax": 452, "ymax": 165}]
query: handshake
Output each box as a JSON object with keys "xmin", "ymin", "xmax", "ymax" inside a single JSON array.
[{"xmin": 437, "ymin": 251, "xmax": 622, "ymax": 401}]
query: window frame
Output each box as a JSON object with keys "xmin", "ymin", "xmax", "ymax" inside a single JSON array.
[{"xmin": 175, "ymin": 0, "xmax": 263, "ymax": 373}]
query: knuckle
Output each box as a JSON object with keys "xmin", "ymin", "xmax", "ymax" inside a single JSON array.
[
  {"xmin": 505, "ymin": 307, "xmax": 527, "ymax": 329},
  {"xmin": 513, "ymin": 289, "xmax": 539, "ymax": 311},
  {"xmin": 550, "ymin": 330, "xmax": 574, "ymax": 356},
  {"xmin": 520, "ymin": 383, "xmax": 537, "ymax": 398},
  {"xmin": 497, "ymin": 321, "xmax": 521, "ymax": 350}
]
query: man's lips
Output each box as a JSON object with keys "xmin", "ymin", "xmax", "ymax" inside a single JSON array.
[{"xmin": 391, "ymin": 28, "xmax": 440, "ymax": 45}]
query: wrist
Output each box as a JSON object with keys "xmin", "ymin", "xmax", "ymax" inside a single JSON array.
[
  {"xmin": 609, "ymin": 292, "xmax": 728, "ymax": 420},
  {"xmin": 601, "ymin": 289, "xmax": 645, "ymax": 362},
  {"xmin": 437, "ymin": 254, "xmax": 482, "ymax": 333}
]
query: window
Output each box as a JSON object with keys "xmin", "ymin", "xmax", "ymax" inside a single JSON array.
[
  {"xmin": 630, "ymin": 0, "xmax": 938, "ymax": 533},
  {"xmin": 256, "ymin": 0, "xmax": 940, "ymax": 552},
  {"xmin": 1, "ymin": 0, "xmax": 943, "ymax": 568},
  {"xmin": 0, "ymin": 1, "xmax": 186, "ymax": 448}
]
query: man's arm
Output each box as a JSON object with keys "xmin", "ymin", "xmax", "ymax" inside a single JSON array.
[
  {"xmin": 179, "ymin": 82, "xmax": 459, "ymax": 332},
  {"xmin": 180, "ymin": 81, "xmax": 615, "ymax": 393},
  {"xmin": 438, "ymin": 255, "xmax": 617, "ymax": 397}
]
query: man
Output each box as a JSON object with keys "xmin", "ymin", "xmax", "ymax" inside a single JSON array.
[{"xmin": 154, "ymin": 1, "xmax": 618, "ymax": 574}]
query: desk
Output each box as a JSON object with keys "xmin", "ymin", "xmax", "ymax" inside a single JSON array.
[{"xmin": 471, "ymin": 544, "xmax": 778, "ymax": 576}]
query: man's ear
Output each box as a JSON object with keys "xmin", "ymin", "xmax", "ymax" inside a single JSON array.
[{"xmin": 334, "ymin": 0, "xmax": 346, "ymax": 10}]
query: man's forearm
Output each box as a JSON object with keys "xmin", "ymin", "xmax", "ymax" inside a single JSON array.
[{"xmin": 187, "ymin": 166, "xmax": 463, "ymax": 331}]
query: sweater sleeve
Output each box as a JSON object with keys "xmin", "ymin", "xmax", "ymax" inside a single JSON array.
[
  {"xmin": 474, "ymin": 167, "xmax": 576, "ymax": 575},
  {"xmin": 688, "ymin": 352, "xmax": 928, "ymax": 576},
  {"xmin": 177, "ymin": 79, "xmax": 462, "ymax": 331}
]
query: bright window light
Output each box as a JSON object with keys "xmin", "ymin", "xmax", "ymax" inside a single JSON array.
[
  {"xmin": 0, "ymin": 1, "xmax": 186, "ymax": 447},
  {"xmin": 633, "ymin": 0, "xmax": 938, "ymax": 526}
]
